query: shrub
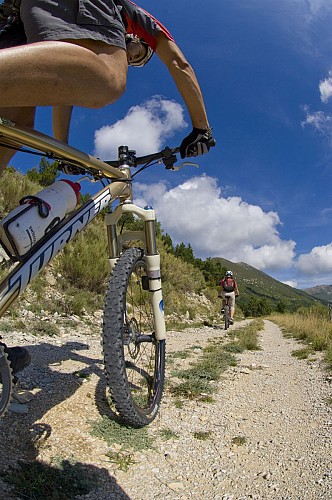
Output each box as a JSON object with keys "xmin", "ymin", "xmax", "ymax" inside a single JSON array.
[
  {"xmin": 0, "ymin": 168, "xmax": 41, "ymax": 215},
  {"xmin": 55, "ymin": 218, "xmax": 109, "ymax": 294}
]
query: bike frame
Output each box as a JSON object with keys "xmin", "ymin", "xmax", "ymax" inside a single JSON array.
[{"xmin": 0, "ymin": 118, "xmax": 166, "ymax": 339}]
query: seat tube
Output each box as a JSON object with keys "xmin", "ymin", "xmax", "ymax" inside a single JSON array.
[{"xmin": 144, "ymin": 219, "xmax": 166, "ymax": 341}]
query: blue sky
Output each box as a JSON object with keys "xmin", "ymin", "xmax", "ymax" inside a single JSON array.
[{"xmin": 9, "ymin": 0, "xmax": 332, "ymax": 289}]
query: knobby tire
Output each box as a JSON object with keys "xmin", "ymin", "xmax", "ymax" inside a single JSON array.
[
  {"xmin": 103, "ymin": 247, "xmax": 165, "ymax": 427},
  {"xmin": 0, "ymin": 347, "xmax": 13, "ymax": 417}
]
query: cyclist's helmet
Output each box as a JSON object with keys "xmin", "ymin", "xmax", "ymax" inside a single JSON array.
[
  {"xmin": 125, "ymin": 34, "xmax": 153, "ymax": 67},
  {"xmin": 225, "ymin": 271, "xmax": 233, "ymax": 277}
]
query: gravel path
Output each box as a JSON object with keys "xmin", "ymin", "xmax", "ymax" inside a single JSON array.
[{"xmin": 0, "ymin": 319, "xmax": 331, "ymax": 499}]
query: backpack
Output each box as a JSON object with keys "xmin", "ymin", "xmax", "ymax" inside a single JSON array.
[{"xmin": 222, "ymin": 277, "xmax": 235, "ymax": 292}]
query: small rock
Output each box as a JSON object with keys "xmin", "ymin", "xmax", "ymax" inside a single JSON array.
[
  {"xmin": 8, "ymin": 402, "xmax": 29, "ymax": 414},
  {"xmin": 167, "ymin": 481, "xmax": 185, "ymax": 492},
  {"xmin": 12, "ymin": 389, "xmax": 34, "ymax": 404}
]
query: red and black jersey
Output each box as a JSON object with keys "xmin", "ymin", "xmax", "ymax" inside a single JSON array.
[{"xmin": 114, "ymin": 0, "xmax": 174, "ymax": 51}]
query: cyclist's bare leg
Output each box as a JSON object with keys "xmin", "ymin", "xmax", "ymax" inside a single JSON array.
[
  {"xmin": 0, "ymin": 39, "xmax": 127, "ymax": 170},
  {"xmin": 0, "ymin": 39, "xmax": 127, "ymax": 108},
  {"xmin": 0, "ymin": 106, "xmax": 36, "ymax": 173},
  {"xmin": 52, "ymin": 105, "xmax": 73, "ymax": 143}
]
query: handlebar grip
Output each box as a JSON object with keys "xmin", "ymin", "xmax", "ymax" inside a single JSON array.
[{"xmin": 208, "ymin": 138, "xmax": 216, "ymax": 148}]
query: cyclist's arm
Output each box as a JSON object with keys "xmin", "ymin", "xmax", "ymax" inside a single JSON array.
[
  {"xmin": 155, "ymin": 33, "xmax": 210, "ymax": 130},
  {"xmin": 52, "ymin": 105, "xmax": 73, "ymax": 143},
  {"xmin": 51, "ymin": 36, "xmax": 211, "ymax": 143}
]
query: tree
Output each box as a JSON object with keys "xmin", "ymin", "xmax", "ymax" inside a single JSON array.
[
  {"xmin": 174, "ymin": 242, "xmax": 196, "ymax": 265},
  {"xmin": 200, "ymin": 258, "xmax": 226, "ymax": 286},
  {"xmin": 26, "ymin": 157, "xmax": 60, "ymax": 186},
  {"xmin": 242, "ymin": 296, "xmax": 273, "ymax": 317},
  {"xmin": 161, "ymin": 232, "xmax": 174, "ymax": 253},
  {"xmin": 276, "ymin": 299, "xmax": 287, "ymax": 313}
]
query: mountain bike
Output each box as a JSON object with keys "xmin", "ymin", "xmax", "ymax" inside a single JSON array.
[{"xmin": 0, "ymin": 116, "xmax": 215, "ymax": 426}]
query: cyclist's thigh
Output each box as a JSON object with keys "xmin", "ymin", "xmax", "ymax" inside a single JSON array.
[
  {"xmin": 64, "ymin": 38, "xmax": 127, "ymax": 72},
  {"xmin": 20, "ymin": 1, "xmax": 127, "ymax": 92}
]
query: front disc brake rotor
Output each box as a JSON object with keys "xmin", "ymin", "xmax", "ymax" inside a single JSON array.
[{"xmin": 127, "ymin": 318, "xmax": 140, "ymax": 358}]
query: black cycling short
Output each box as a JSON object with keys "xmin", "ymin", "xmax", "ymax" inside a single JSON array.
[{"xmin": 0, "ymin": 0, "xmax": 126, "ymax": 49}]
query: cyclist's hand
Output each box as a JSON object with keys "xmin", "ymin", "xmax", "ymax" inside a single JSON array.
[{"xmin": 180, "ymin": 127, "xmax": 215, "ymax": 159}]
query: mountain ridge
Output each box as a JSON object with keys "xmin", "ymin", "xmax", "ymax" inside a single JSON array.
[{"xmin": 303, "ymin": 284, "xmax": 332, "ymax": 303}]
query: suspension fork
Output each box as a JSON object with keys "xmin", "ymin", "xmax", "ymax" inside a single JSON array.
[{"xmin": 105, "ymin": 202, "xmax": 166, "ymax": 341}]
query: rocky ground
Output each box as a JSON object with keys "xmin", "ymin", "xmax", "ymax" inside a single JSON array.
[{"xmin": 0, "ymin": 318, "xmax": 331, "ymax": 499}]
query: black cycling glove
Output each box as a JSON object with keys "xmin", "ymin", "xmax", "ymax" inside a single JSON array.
[{"xmin": 180, "ymin": 127, "xmax": 214, "ymax": 159}]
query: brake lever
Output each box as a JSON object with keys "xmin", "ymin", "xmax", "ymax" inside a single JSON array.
[
  {"xmin": 168, "ymin": 161, "xmax": 199, "ymax": 172},
  {"xmin": 77, "ymin": 175, "xmax": 101, "ymax": 184}
]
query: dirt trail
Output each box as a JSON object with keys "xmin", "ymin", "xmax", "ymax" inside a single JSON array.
[{"xmin": 0, "ymin": 319, "xmax": 331, "ymax": 499}]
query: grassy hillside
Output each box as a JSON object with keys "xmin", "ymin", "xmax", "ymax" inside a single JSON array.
[{"xmin": 0, "ymin": 167, "xmax": 322, "ymax": 324}]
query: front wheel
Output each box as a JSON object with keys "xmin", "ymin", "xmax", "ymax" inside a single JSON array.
[{"xmin": 103, "ymin": 247, "xmax": 165, "ymax": 427}]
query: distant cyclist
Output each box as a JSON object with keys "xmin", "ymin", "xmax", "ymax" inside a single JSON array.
[{"xmin": 220, "ymin": 271, "xmax": 239, "ymax": 325}]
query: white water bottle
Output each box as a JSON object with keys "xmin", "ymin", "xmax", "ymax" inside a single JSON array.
[{"xmin": 0, "ymin": 179, "xmax": 81, "ymax": 259}]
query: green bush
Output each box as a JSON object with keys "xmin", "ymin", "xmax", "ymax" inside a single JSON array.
[
  {"xmin": 159, "ymin": 241, "xmax": 205, "ymax": 294},
  {"xmin": 55, "ymin": 218, "xmax": 109, "ymax": 294},
  {"xmin": 0, "ymin": 168, "xmax": 42, "ymax": 215}
]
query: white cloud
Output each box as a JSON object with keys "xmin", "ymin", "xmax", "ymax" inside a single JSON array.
[
  {"xmin": 94, "ymin": 96, "xmax": 187, "ymax": 159},
  {"xmin": 255, "ymin": 0, "xmax": 332, "ymax": 41},
  {"xmin": 135, "ymin": 175, "xmax": 296, "ymax": 271},
  {"xmin": 282, "ymin": 280, "xmax": 298, "ymax": 288},
  {"xmin": 319, "ymin": 71, "xmax": 332, "ymax": 103},
  {"xmin": 302, "ymin": 67, "xmax": 332, "ymax": 143},
  {"xmin": 297, "ymin": 243, "xmax": 332, "ymax": 275},
  {"xmin": 301, "ymin": 105, "xmax": 332, "ymax": 141},
  {"xmin": 282, "ymin": 0, "xmax": 332, "ymax": 21},
  {"xmin": 306, "ymin": 0, "xmax": 332, "ymax": 16}
]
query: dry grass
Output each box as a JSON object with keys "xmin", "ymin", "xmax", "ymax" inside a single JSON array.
[{"xmin": 271, "ymin": 313, "xmax": 332, "ymax": 370}]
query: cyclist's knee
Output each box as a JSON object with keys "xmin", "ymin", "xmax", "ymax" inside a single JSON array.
[
  {"xmin": 89, "ymin": 68, "xmax": 126, "ymax": 108},
  {"xmin": 90, "ymin": 49, "xmax": 127, "ymax": 108},
  {"xmin": 92, "ymin": 77, "xmax": 126, "ymax": 108}
]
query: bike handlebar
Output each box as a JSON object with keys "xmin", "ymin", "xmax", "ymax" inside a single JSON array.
[
  {"xmin": 105, "ymin": 138, "xmax": 216, "ymax": 170},
  {"xmin": 105, "ymin": 145, "xmax": 180, "ymax": 170},
  {"xmin": 59, "ymin": 139, "xmax": 215, "ymax": 177}
]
